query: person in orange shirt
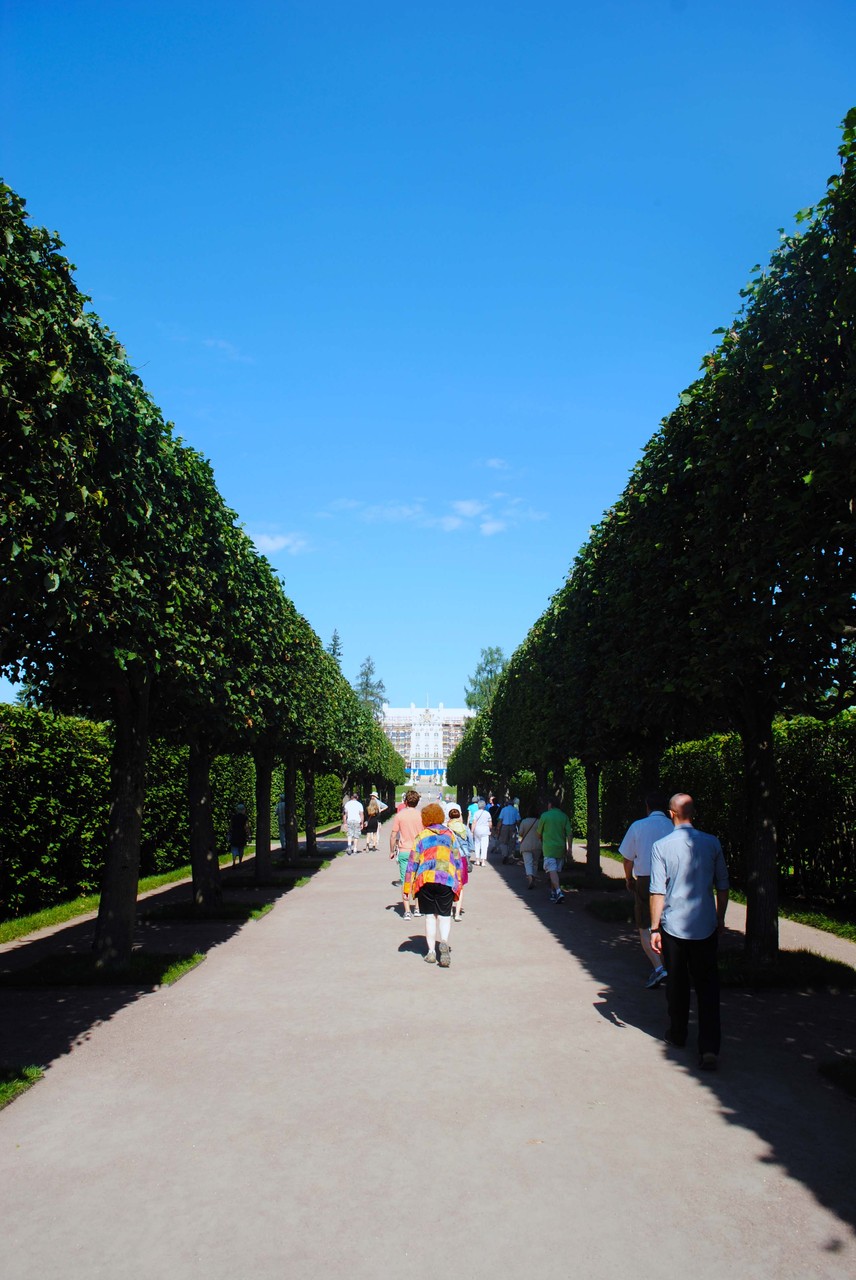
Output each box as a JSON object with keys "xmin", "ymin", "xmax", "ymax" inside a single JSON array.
[{"xmin": 389, "ymin": 790, "xmax": 424, "ymax": 919}]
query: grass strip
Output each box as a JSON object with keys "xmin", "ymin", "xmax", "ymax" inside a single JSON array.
[
  {"xmin": 0, "ymin": 828, "xmax": 343, "ymax": 943},
  {"xmin": 726, "ymin": 889, "xmax": 856, "ymax": 946},
  {"xmin": 0, "ymin": 1066, "xmax": 44, "ymax": 1110},
  {"xmin": 0, "ymin": 951, "xmax": 205, "ymax": 988}
]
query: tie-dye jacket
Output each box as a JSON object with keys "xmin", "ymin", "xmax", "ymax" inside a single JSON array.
[{"xmin": 404, "ymin": 824, "xmax": 464, "ymax": 898}]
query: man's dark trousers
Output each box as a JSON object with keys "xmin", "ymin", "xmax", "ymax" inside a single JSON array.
[{"xmin": 661, "ymin": 928, "xmax": 721, "ymax": 1055}]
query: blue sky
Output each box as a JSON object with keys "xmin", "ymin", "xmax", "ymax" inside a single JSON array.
[{"xmin": 2, "ymin": 1, "xmax": 854, "ymax": 707}]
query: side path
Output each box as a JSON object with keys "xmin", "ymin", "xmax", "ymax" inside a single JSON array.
[{"xmin": 1, "ymin": 832, "xmax": 854, "ymax": 1279}]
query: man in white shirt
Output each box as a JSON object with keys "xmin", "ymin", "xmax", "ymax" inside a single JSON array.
[
  {"xmin": 619, "ymin": 792, "xmax": 674, "ymax": 988},
  {"xmin": 342, "ymin": 794, "xmax": 365, "ymax": 855}
]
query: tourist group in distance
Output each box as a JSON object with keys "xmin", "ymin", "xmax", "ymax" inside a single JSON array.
[{"xmin": 342, "ymin": 786, "xmax": 730, "ymax": 1071}]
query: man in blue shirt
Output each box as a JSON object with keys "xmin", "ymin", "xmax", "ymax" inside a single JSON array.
[
  {"xmin": 498, "ymin": 798, "xmax": 521, "ymax": 863},
  {"xmin": 649, "ymin": 793, "xmax": 729, "ymax": 1070}
]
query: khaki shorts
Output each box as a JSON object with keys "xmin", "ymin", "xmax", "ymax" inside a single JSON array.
[{"xmin": 632, "ymin": 875, "xmax": 651, "ymax": 928}]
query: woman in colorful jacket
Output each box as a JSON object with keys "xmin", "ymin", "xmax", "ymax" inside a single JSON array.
[{"xmin": 404, "ymin": 803, "xmax": 464, "ymax": 967}]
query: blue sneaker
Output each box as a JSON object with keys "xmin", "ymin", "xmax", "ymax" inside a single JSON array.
[{"xmin": 646, "ymin": 965, "xmax": 667, "ymax": 989}]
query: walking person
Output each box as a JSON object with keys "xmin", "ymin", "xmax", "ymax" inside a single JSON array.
[
  {"xmin": 404, "ymin": 803, "xmax": 464, "ymax": 966},
  {"xmin": 498, "ymin": 796, "xmax": 521, "ymax": 863},
  {"xmin": 469, "ymin": 798, "xmax": 493, "ymax": 866},
  {"xmin": 446, "ymin": 806, "xmax": 471, "ymax": 921},
  {"xmin": 518, "ymin": 805, "xmax": 542, "ymax": 889},
  {"xmin": 649, "ymin": 793, "xmax": 729, "ymax": 1070},
  {"xmin": 389, "ymin": 789, "xmax": 424, "ymax": 918},
  {"xmin": 619, "ymin": 792, "xmax": 674, "ymax": 988},
  {"xmin": 537, "ymin": 797, "xmax": 573, "ymax": 903},
  {"xmin": 364, "ymin": 792, "xmax": 387, "ymax": 851},
  {"xmin": 342, "ymin": 793, "xmax": 365, "ymax": 855},
  {"xmin": 229, "ymin": 803, "xmax": 251, "ymax": 866}
]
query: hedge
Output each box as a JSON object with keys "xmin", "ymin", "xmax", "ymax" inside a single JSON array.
[
  {"xmin": 0, "ymin": 705, "xmax": 344, "ymax": 919},
  {"xmin": 601, "ymin": 714, "xmax": 856, "ymax": 905}
]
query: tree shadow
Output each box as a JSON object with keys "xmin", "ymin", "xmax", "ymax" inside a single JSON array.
[
  {"xmin": 0, "ymin": 843, "xmax": 333, "ymax": 1074},
  {"xmin": 493, "ymin": 855, "xmax": 856, "ymax": 1238}
]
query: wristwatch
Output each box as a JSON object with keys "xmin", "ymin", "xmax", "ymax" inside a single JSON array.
[{"xmin": 648, "ymin": 926, "xmax": 661, "ymax": 934}]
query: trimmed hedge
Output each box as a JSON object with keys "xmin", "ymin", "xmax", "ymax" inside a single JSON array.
[
  {"xmin": 0, "ymin": 705, "xmax": 344, "ymax": 918},
  {"xmin": 0, "ymin": 706, "xmax": 111, "ymax": 915},
  {"xmin": 601, "ymin": 714, "xmax": 856, "ymax": 905},
  {"xmin": 269, "ymin": 766, "xmax": 344, "ymax": 838}
]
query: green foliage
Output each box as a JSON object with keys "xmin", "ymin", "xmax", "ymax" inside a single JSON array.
[
  {"xmin": 0, "ymin": 1066, "xmax": 43, "ymax": 1110},
  {"xmin": 354, "ymin": 655, "xmax": 386, "ymax": 721},
  {"xmin": 602, "ymin": 715, "xmax": 855, "ymax": 905},
  {"xmin": 568, "ymin": 761, "xmax": 588, "ymax": 836},
  {"xmin": 483, "ymin": 113, "xmax": 856, "ymax": 958},
  {"xmin": 446, "ymin": 710, "xmax": 499, "ymax": 796},
  {"xmin": 326, "ymin": 629, "xmax": 343, "ymax": 666},
  {"xmin": 0, "ymin": 705, "xmax": 110, "ymax": 914},
  {"xmin": 270, "ymin": 765, "xmax": 345, "ymax": 835},
  {"xmin": 464, "ymin": 646, "xmax": 507, "ymax": 712},
  {"xmin": 0, "ymin": 951, "xmax": 205, "ymax": 987},
  {"xmin": 0, "ymin": 706, "xmax": 264, "ymax": 919}
]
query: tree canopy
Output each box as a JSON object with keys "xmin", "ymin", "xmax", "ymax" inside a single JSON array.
[{"xmin": 464, "ymin": 646, "xmax": 508, "ymax": 712}]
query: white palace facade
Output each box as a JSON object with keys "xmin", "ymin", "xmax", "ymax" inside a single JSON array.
[{"xmin": 381, "ymin": 703, "xmax": 475, "ymax": 783}]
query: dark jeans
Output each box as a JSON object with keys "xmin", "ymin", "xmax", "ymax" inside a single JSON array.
[{"xmin": 661, "ymin": 927, "xmax": 721, "ymax": 1055}]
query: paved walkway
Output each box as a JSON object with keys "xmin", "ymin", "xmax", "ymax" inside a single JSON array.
[{"xmin": 1, "ymin": 828, "xmax": 855, "ymax": 1279}]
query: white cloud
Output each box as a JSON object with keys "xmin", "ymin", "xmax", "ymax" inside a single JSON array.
[
  {"xmin": 437, "ymin": 515, "xmax": 464, "ymax": 532},
  {"xmin": 362, "ymin": 502, "xmax": 425, "ymax": 524},
  {"xmin": 202, "ymin": 337, "xmax": 255, "ymax": 365},
  {"xmin": 486, "ymin": 457, "xmax": 509, "ymax": 470},
  {"xmin": 452, "ymin": 499, "xmax": 487, "ymax": 518},
  {"xmin": 480, "ymin": 519, "xmax": 506, "ymax": 536},
  {"xmin": 252, "ymin": 532, "xmax": 309, "ymax": 555}
]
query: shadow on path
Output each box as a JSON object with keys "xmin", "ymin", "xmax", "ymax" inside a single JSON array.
[
  {"xmin": 0, "ymin": 842, "xmax": 338, "ymax": 1073},
  {"xmin": 492, "ymin": 853, "xmax": 856, "ymax": 1242}
]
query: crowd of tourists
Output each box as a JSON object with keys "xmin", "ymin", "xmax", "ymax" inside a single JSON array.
[
  {"xmin": 362, "ymin": 784, "xmax": 730, "ymax": 1072},
  {"xmin": 382, "ymin": 789, "xmax": 578, "ymax": 967}
]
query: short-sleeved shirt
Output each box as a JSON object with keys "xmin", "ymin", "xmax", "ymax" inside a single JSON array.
[
  {"xmin": 390, "ymin": 806, "xmax": 424, "ymax": 852},
  {"xmin": 649, "ymin": 825, "xmax": 729, "ymax": 940},
  {"xmin": 619, "ymin": 811, "xmax": 673, "ymax": 878},
  {"xmin": 343, "ymin": 799, "xmax": 364, "ymax": 824},
  {"xmin": 537, "ymin": 808, "xmax": 572, "ymax": 857},
  {"xmin": 471, "ymin": 808, "xmax": 493, "ymax": 837},
  {"xmin": 499, "ymin": 804, "xmax": 520, "ymax": 826}
]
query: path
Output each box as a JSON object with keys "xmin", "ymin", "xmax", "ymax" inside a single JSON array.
[{"xmin": 1, "ymin": 826, "xmax": 855, "ymax": 1279}]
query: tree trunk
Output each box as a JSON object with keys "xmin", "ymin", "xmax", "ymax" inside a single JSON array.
[
  {"xmin": 93, "ymin": 671, "xmax": 151, "ymax": 968},
  {"xmin": 254, "ymin": 745, "xmax": 274, "ymax": 882},
  {"xmin": 303, "ymin": 761, "xmax": 317, "ymax": 857},
  {"xmin": 284, "ymin": 751, "xmax": 299, "ymax": 861},
  {"xmin": 535, "ymin": 763, "xmax": 549, "ymax": 810},
  {"xmin": 585, "ymin": 760, "xmax": 602, "ymax": 882},
  {"xmin": 740, "ymin": 702, "xmax": 779, "ymax": 962},
  {"xmin": 548, "ymin": 757, "xmax": 566, "ymax": 805},
  {"xmin": 188, "ymin": 734, "xmax": 221, "ymax": 910}
]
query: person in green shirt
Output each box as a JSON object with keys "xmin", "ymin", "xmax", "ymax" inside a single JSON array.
[{"xmin": 537, "ymin": 798, "xmax": 573, "ymax": 903}]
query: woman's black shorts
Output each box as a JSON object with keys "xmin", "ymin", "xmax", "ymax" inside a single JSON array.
[{"xmin": 416, "ymin": 884, "xmax": 455, "ymax": 917}]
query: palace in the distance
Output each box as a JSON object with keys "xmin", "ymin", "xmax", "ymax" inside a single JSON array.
[{"xmin": 381, "ymin": 703, "xmax": 475, "ymax": 783}]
